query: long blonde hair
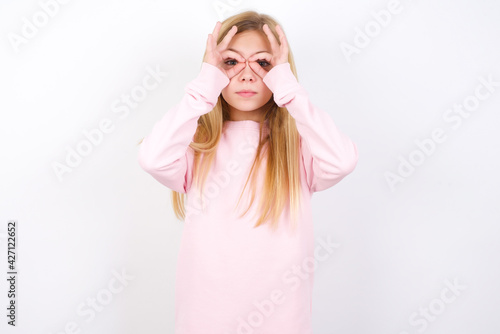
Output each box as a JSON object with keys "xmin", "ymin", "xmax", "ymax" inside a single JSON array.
[{"xmin": 140, "ymin": 11, "xmax": 302, "ymax": 232}]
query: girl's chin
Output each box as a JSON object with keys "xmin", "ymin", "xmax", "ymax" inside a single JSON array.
[
  {"xmin": 228, "ymin": 103, "xmax": 263, "ymax": 111},
  {"xmin": 233, "ymin": 107, "xmax": 262, "ymax": 113}
]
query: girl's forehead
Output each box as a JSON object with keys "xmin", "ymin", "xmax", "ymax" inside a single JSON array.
[{"xmin": 227, "ymin": 31, "xmax": 271, "ymax": 56}]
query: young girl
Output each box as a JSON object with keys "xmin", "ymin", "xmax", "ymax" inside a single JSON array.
[{"xmin": 138, "ymin": 10, "xmax": 358, "ymax": 334}]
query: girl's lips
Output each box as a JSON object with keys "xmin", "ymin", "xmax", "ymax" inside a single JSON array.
[{"xmin": 236, "ymin": 92, "xmax": 257, "ymax": 97}]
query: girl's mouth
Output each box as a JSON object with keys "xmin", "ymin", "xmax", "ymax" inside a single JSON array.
[{"xmin": 236, "ymin": 91, "xmax": 257, "ymax": 97}]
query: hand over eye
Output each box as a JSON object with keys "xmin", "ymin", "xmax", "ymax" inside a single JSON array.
[
  {"xmin": 248, "ymin": 24, "xmax": 289, "ymax": 79},
  {"xmin": 203, "ymin": 21, "xmax": 247, "ymax": 79}
]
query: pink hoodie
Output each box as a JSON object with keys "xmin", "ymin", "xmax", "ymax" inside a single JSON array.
[{"xmin": 138, "ymin": 61, "xmax": 358, "ymax": 334}]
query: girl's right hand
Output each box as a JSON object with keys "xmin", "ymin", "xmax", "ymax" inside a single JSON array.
[{"xmin": 203, "ymin": 21, "xmax": 246, "ymax": 79}]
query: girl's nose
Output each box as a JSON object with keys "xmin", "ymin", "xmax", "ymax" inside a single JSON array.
[{"xmin": 240, "ymin": 60, "xmax": 255, "ymax": 81}]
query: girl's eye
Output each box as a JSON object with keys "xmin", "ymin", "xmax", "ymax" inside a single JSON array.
[
  {"xmin": 224, "ymin": 59, "xmax": 238, "ymax": 66},
  {"xmin": 257, "ymin": 60, "xmax": 270, "ymax": 68},
  {"xmin": 224, "ymin": 59, "xmax": 271, "ymax": 69}
]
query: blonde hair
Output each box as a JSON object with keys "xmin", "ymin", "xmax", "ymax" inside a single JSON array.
[{"xmin": 140, "ymin": 10, "xmax": 302, "ymax": 233}]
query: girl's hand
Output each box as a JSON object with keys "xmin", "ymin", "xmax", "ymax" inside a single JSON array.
[
  {"xmin": 248, "ymin": 24, "xmax": 289, "ymax": 79},
  {"xmin": 203, "ymin": 21, "xmax": 247, "ymax": 79}
]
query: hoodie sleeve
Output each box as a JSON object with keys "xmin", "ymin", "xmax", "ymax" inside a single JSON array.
[
  {"xmin": 138, "ymin": 62, "xmax": 229, "ymax": 193},
  {"xmin": 263, "ymin": 62, "xmax": 358, "ymax": 193}
]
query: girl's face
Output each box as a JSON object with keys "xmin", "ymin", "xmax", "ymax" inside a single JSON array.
[{"xmin": 221, "ymin": 30, "xmax": 274, "ymax": 121}]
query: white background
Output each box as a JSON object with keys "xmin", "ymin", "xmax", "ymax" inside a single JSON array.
[{"xmin": 1, "ymin": 0, "xmax": 499, "ymax": 333}]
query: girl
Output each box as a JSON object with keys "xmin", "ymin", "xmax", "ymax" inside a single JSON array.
[{"xmin": 138, "ymin": 10, "xmax": 358, "ymax": 334}]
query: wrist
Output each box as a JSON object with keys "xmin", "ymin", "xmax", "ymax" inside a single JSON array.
[
  {"xmin": 263, "ymin": 62, "xmax": 299, "ymax": 97},
  {"xmin": 184, "ymin": 62, "xmax": 230, "ymax": 106},
  {"xmin": 202, "ymin": 62, "xmax": 225, "ymax": 76}
]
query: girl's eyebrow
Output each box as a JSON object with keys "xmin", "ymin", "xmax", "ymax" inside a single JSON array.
[{"xmin": 227, "ymin": 48, "xmax": 268, "ymax": 56}]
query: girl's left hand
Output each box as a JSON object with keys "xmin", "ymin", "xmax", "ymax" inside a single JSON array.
[{"xmin": 248, "ymin": 24, "xmax": 289, "ymax": 79}]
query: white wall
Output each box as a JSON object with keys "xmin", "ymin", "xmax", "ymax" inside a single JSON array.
[{"xmin": 1, "ymin": 0, "xmax": 499, "ymax": 333}]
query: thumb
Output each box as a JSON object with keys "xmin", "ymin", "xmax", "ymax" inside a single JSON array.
[
  {"xmin": 249, "ymin": 62, "xmax": 266, "ymax": 79},
  {"xmin": 227, "ymin": 62, "xmax": 246, "ymax": 79}
]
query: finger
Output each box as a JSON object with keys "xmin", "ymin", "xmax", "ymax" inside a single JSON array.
[
  {"xmin": 248, "ymin": 52, "xmax": 272, "ymax": 63},
  {"xmin": 275, "ymin": 25, "xmax": 286, "ymax": 41},
  {"xmin": 221, "ymin": 50, "xmax": 246, "ymax": 63},
  {"xmin": 212, "ymin": 21, "xmax": 221, "ymax": 38},
  {"xmin": 205, "ymin": 34, "xmax": 213, "ymax": 56},
  {"xmin": 275, "ymin": 25, "xmax": 287, "ymax": 49},
  {"xmin": 218, "ymin": 25, "xmax": 238, "ymax": 50},
  {"xmin": 275, "ymin": 25, "xmax": 290, "ymax": 60},
  {"xmin": 262, "ymin": 24, "xmax": 280, "ymax": 56},
  {"xmin": 227, "ymin": 62, "xmax": 246, "ymax": 79},
  {"xmin": 211, "ymin": 22, "xmax": 221, "ymax": 50},
  {"xmin": 248, "ymin": 61, "xmax": 267, "ymax": 79}
]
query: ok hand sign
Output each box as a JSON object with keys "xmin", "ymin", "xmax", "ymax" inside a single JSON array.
[
  {"xmin": 248, "ymin": 24, "xmax": 290, "ymax": 79},
  {"xmin": 203, "ymin": 21, "xmax": 247, "ymax": 79}
]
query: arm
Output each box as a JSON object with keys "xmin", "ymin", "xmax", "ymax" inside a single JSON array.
[
  {"xmin": 263, "ymin": 62, "xmax": 359, "ymax": 192},
  {"xmin": 138, "ymin": 62, "xmax": 229, "ymax": 193}
]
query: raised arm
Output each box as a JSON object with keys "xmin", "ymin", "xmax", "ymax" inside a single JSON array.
[
  {"xmin": 263, "ymin": 63, "xmax": 359, "ymax": 192},
  {"xmin": 138, "ymin": 63, "xmax": 229, "ymax": 192},
  {"xmin": 138, "ymin": 21, "xmax": 246, "ymax": 192},
  {"xmin": 247, "ymin": 23, "xmax": 358, "ymax": 192}
]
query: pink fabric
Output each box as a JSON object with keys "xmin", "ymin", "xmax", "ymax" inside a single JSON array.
[{"xmin": 138, "ymin": 62, "xmax": 358, "ymax": 334}]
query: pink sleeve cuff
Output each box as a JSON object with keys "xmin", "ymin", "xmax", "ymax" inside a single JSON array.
[
  {"xmin": 262, "ymin": 62, "xmax": 301, "ymax": 107},
  {"xmin": 185, "ymin": 62, "xmax": 230, "ymax": 106}
]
